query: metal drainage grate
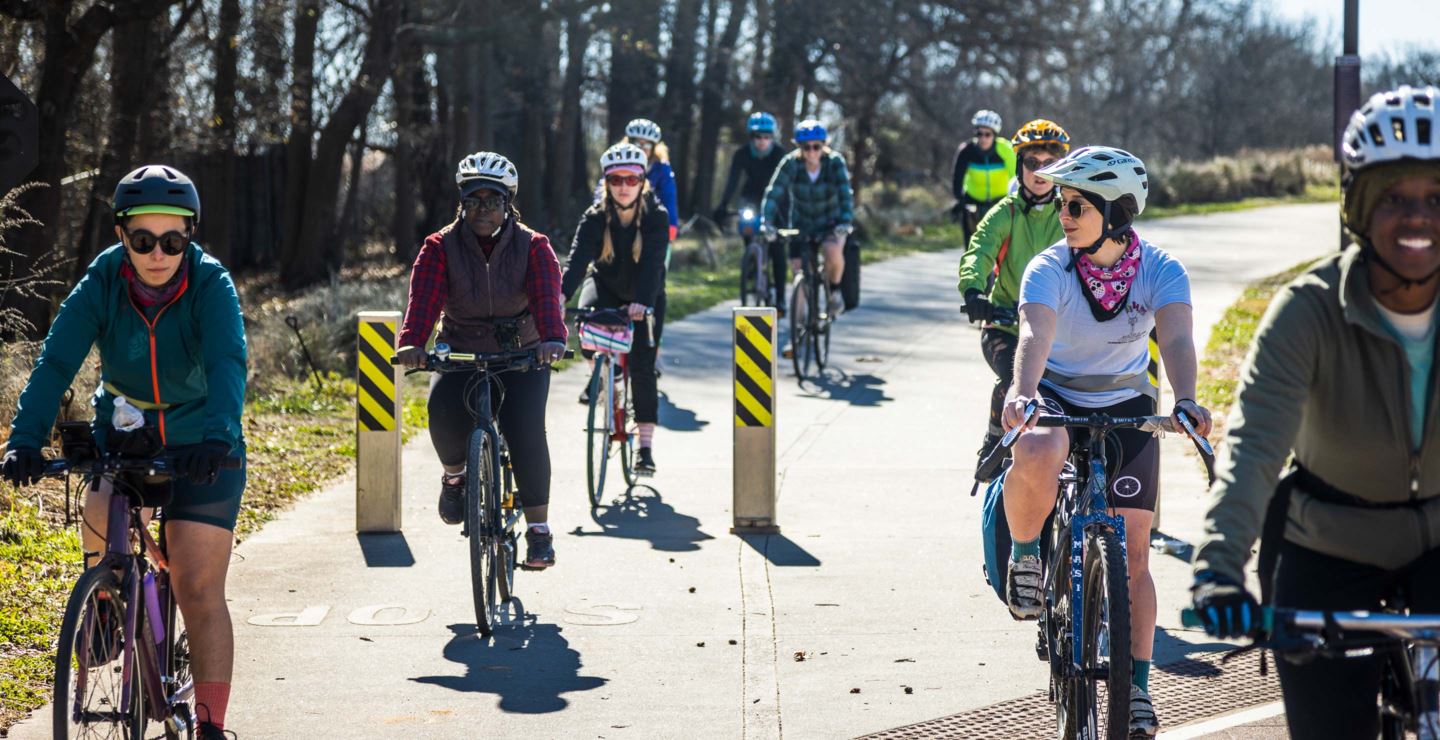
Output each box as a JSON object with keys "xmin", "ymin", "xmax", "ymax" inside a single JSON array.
[{"xmin": 860, "ymin": 649, "xmax": 1280, "ymax": 739}]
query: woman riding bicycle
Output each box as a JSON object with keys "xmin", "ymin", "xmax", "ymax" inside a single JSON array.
[
  {"xmin": 396, "ymin": 151, "xmax": 568, "ymax": 570},
  {"xmin": 562, "ymin": 143, "xmax": 669, "ymax": 475},
  {"xmin": 959, "ymin": 119, "xmax": 1071, "ymax": 472},
  {"xmin": 760, "ymin": 119, "xmax": 855, "ymax": 320},
  {"xmin": 1191, "ymin": 84, "xmax": 1440, "ymax": 739},
  {"xmin": 1, "ymin": 165, "xmax": 247, "ymax": 740},
  {"xmin": 715, "ymin": 112, "xmax": 789, "ymax": 308},
  {"xmin": 1000, "ymin": 146, "xmax": 1213, "ymax": 738}
]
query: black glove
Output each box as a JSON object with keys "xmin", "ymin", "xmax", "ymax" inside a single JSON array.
[
  {"xmin": 1, "ymin": 446, "xmax": 46, "ymax": 486},
  {"xmin": 962, "ymin": 289, "xmax": 994, "ymax": 323},
  {"xmin": 175, "ymin": 440, "xmax": 232, "ymax": 486},
  {"xmin": 1191, "ymin": 570, "xmax": 1262, "ymax": 639}
]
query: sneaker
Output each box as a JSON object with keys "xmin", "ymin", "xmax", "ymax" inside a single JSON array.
[
  {"xmin": 1129, "ymin": 686, "xmax": 1158, "ymax": 737},
  {"xmin": 438, "ymin": 474, "xmax": 465, "ymax": 525},
  {"xmin": 522, "ymin": 528, "xmax": 555, "ymax": 570},
  {"xmin": 198, "ymin": 723, "xmax": 236, "ymax": 740},
  {"xmin": 782, "ymin": 344, "xmax": 794, "ymax": 359},
  {"xmin": 1006, "ymin": 554, "xmax": 1044, "ymax": 620},
  {"xmin": 635, "ymin": 447, "xmax": 657, "ymax": 475},
  {"xmin": 86, "ymin": 598, "xmax": 121, "ymax": 666},
  {"xmin": 826, "ymin": 288, "xmax": 844, "ymax": 317}
]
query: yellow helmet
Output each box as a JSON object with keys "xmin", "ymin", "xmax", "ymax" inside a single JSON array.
[{"xmin": 1012, "ymin": 119, "xmax": 1071, "ymax": 153}]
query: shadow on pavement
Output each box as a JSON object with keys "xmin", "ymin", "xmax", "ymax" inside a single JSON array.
[
  {"xmin": 1152, "ymin": 627, "xmax": 1237, "ymax": 677},
  {"xmin": 410, "ymin": 622, "xmax": 607, "ymax": 713},
  {"xmin": 571, "ymin": 485, "xmax": 715, "ymax": 553},
  {"xmin": 356, "ymin": 533, "xmax": 416, "ymax": 567},
  {"xmin": 799, "ymin": 368, "xmax": 891, "ymax": 407},
  {"xmin": 658, "ymin": 391, "xmax": 709, "ymax": 432},
  {"xmin": 739, "ymin": 533, "xmax": 822, "ymax": 567}
]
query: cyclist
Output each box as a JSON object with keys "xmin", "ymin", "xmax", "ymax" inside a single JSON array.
[
  {"xmin": 760, "ymin": 119, "xmax": 855, "ymax": 320},
  {"xmin": 626, "ymin": 118, "xmax": 680, "ymax": 242},
  {"xmin": 951, "ymin": 109, "xmax": 1016, "ymax": 244},
  {"xmin": 1000, "ymin": 146, "xmax": 1213, "ymax": 737},
  {"xmin": 1191, "ymin": 84, "xmax": 1440, "ymax": 739},
  {"xmin": 562, "ymin": 143, "xmax": 669, "ymax": 474},
  {"xmin": 1, "ymin": 165, "xmax": 246, "ymax": 740},
  {"xmin": 714, "ymin": 112, "xmax": 789, "ymax": 308},
  {"xmin": 959, "ymin": 119, "xmax": 1071, "ymax": 472},
  {"xmin": 395, "ymin": 152, "xmax": 568, "ymax": 570}
]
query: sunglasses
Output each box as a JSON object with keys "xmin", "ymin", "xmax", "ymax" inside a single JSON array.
[
  {"xmin": 1059, "ymin": 198, "xmax": 1094, "ymax": 219},
  {"xmin": 801, "ymin": 143, "xmax": 825, "ymax": 152},
  {"xmin": 751, "ymin": 133, "xmax": 773, "ymax": 140},
  {"xmin": 976, "ymin": 130, "xmax": 996, "ymax": 138},
  {"xmin": 606, "ymin": 174, "xmax": 643, "ymax": 188},
  {"xmin": 1023, "ymin": 156, "xmax": 1057, "ymax": 172},
  {"xmin": 123, "ymin": 227, "xmax": 189, "ymax": 256},
  {"xmin": 461, "ymin": 195, "xmax": 507, "ymax": 214}
]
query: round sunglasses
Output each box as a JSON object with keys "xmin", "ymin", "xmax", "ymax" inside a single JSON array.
[
  {"xmin": 461, "ymin": 195, "xmax": 507, "ymax": 214},
  {"xmin": 123, "ymin": 227, "xmax": 189, "ymax": 256},
  {"xmin": 1059, "ymin": 198, "xmax": 1095, "ymax": 219}
]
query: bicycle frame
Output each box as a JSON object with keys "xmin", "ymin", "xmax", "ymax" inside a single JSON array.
[{"xmin": 1057, "ymin": 439, "xmax": 1128, "ymax": 671}]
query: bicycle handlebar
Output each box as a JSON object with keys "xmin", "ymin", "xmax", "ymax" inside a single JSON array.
[
  {"xmin": 43, "ymin": 453, "xmax": 243, "ymax": 478},
  {"xmin": 568, "ymin": 306, "xmax": 657, "ymax": 348},
  {"xmin": 390, "ymin": 346, "xmax": 574, "ymax": 375},
  {"xmin": 1181, "ymin": 607, "xmax": 1440, "ymax": 642}
]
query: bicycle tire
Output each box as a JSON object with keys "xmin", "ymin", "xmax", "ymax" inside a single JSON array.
[
  {"xmin": 814, "ymin": 300, "xmax": 831, "ymax": 371},
  {"xmin": 740, "ymin": 245, "xmax": 760, "ymax": 306},
  {"xmin": 1075, "ymin": 529, "xmax": 1131, "ymax": 740},
  {"xmin": 790, "ymin": 275, "xmax": 812, "ymax": 378},
  {"xmin": 585, "ymin": 360, "xmax": 610, "ymax": 508},
  {"xmin": 620, "ymin": 370, "xmax": 637, "ymax": 488},
  {"xmin": 54, "ymin": 565, "xmax": 146, "ymax": 739},
  {"xmin": 466, "ymin": 428, "xmax": 500, "ymax": 636},
  {"xmin": 160, "ymin": 570, "xmax": 194, "ymax": 740}
]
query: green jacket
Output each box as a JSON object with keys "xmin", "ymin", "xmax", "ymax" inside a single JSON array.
[
  {"xmin": 10, "ymin": 244, "xmax": 248, "ymax": 451},
  {"xmin": 1194, "ymin": 247, "xmax": 1440, "ymax": 584},
  {"xmin": 761, "ymin": 150, "xmax": 855, "ymax": 238},
  {"xmin": 956, "ymin": 192, "xmax": 1065, "ymax": 335}
]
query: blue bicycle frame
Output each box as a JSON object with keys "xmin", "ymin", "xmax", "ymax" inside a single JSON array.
[{"xmin": 1063, "ymin": 456, "xmax": 1128, "ymax": 670}]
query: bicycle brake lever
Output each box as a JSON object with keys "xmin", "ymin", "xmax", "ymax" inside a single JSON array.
[
  {"xmin": 1175, "ymin": 410, "xmax": 1215, "ymax": 456},
  {"xmin": 998, "ymin": 399, "xmax": 1039, "ymax": 448}
]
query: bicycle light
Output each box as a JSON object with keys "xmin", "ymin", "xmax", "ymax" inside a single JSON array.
[{"xmin": 434, "ymin": 343, "xmax": 451, "ymax": 361}]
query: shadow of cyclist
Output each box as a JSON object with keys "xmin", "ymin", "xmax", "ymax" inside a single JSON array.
[
  {"xmin": 410, "ymin": 621, "xmax": 607, "ymax": 713},
  {"xmin": 1150, "ymin": 627, "xmax": 1237, "ymax": 677},
  {"xmin": 570, "ymin": 484, "xmax": 714, "ymax": 553},
  {"xmin": 799, "ymin": 368, "xmax": 891, "ymax": 407},
  {"xmin": 658, "ymin": 391, "xmax": 709, "ymax": 432}
]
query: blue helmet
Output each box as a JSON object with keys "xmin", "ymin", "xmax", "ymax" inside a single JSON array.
[
  {"xmin": 747, "ymin": 112, "xmax": 777, "ymax": 134},
  {"xmin": 794, "ymin": 119, "xmax": 827, "ymax": 143}
]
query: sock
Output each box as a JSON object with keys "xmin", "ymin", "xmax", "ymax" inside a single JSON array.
[
  {"xmin": 638, "ymin": 423, "xmax": 655, "ymax": 449},
  {"xmin": 194, "ymin": 681, "xmax": 231, "ymax": 729},
  {"xmin": 1132, "ymin": 659, "xmax": 1151, "ymax": 691},
  {"xmin": 1010, "ymin": 535, "xmax": 1040, "ymax": 561},
  {"xmin": 529, "ymin": 522, "xmax": 550, "ymax": 535},
  {"xmin": 443, "ymin": 470, "xmax": 465, "ymax": 484}
]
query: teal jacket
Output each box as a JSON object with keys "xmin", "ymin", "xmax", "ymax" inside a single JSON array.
[
  {"xmin": 9, "ymin": 244, "xmax": 247, "ymax": 451},
  {"xmin": 761, "ymin": 150, "xmax": 855, "ymax": 238}
]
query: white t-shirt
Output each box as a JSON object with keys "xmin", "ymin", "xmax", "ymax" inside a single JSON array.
[{"xmin": 1018, "ymin": 237, "xmax": 1192, "ymax": 406}]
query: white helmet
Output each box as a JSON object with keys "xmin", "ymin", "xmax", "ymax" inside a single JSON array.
[
  {"xmin": 971, "ymin": 109, "xmax": 1002, "ymax": 133},
  {"xmin": 1036, "ymin": 145, "xmax": 1149, "ymax": 216},
  {"xmin": 625, "ymin": 118, "xmax": 662, "ymax": 143},
  {"xmin": 456, "ymin": 151, "xmax": 518, "ymax": 197},
  {"xmin": 1342, "ymin": 85, "xmax": 1440, "ymax": 172},
  {"xmin": 601, "ymin": 142, "xmax": 649, "ymax": 173}
]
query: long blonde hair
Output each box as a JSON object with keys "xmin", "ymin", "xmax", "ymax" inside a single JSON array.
[
  {"xmin": 599, "ymin": 176, "xmax": 651, "ymax": 264},
  {"xmin": 650, "ymin": 141, "xmax": 670, "ymax": 164}
]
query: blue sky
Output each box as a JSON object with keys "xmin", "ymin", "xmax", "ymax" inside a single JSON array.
[{"xmin": 1269, "ymin": 0, "xmax": 1440, "ymax": 53}]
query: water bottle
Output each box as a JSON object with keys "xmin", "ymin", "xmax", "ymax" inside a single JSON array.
[{"xmin": 112, "ymin": 397, "xmax": 144, "ymax": 432}]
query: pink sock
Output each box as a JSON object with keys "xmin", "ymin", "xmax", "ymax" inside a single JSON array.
[
  {"xmin": 194, "ymin": 682, "xmax": 231, "ymax": 729},
  {"xmin": 638, "ymin": 423, "xmax": 655, "ymax": 448}
]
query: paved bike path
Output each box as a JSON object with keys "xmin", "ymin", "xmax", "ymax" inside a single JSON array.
[{"xmin": 6, "ymin": 203, "xmax": 1336, "ymax": 739}]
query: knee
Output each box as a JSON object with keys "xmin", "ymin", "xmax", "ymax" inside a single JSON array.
[
  {"xmin": 1011, "ymin": 433, "xmax": 1065, "ymax": 477},
  {"xmin": 171, "ymin": 570, "xmax": 227, "ymax": 611}
]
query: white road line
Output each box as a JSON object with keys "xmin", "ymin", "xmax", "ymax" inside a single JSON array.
[
  {"xmin": 740, "ymin": 537, "xmax": 783, "ymax": 740},
  {"xmin": 1157, "ymin": 701, "xmax": 1285, "ymax": 739}
]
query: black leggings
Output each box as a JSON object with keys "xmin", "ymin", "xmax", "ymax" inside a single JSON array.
[
  {"xmin": 981, "ymin": 327, "xmax": 1018, "ymax": 438},
  {"xmin": 428, "ymin": 365, "xmax": 552, "ymax": 508},
  {"xmin": 1273, "ymin": 540, "xmax": 1440, "ymax": 740},
  {"xmin": 577, "ymin": 277, "xmax": 663, "ymax": 424},
  {"xmin": 769, "ymin": 240, "xmax": 788, "ymax": 308}
]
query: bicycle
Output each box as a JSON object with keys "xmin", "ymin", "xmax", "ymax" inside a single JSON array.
[
  {"xmin": 777, "ymin": 229, "xmax": 834, "ymax": 380},
  {"xmin": 392, "ymin": 345, "xmax": 571, "ymax": 637},
  {"xmin": 43, "ymin": 421, "xmax": 241, "ymax": 740},
  {"xmin": 732, "ymin": 207, "xmax": 773, "ymax": 308},
  {"xmin": 979, "ymin": 398, "xmax": 1215, "ymax": 740},
  {"xmin": 1181, "ymin": 605, "xmax": 1440, "ymax": 739},
  {"xmin": 571, "ymin": 306, "xmax": 655, "ymax": 508}
]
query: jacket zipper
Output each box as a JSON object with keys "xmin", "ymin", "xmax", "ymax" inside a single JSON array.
[{"xmin": 127, "ymin": 280, "xmax": 188, "ymax": 446}]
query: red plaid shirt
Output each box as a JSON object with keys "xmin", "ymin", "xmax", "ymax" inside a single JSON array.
[{"xmin": 399, "ymin": 226, "xmax": 568, "ymax": 348}]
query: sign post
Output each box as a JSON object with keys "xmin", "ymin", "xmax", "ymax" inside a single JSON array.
[
  {"xmin": 356, "ymin": 311, "xmax": 402, "ymax": 533},
  {"xmin": 732, "ymin": 308, "xmax": 779, "ymax": 534}
]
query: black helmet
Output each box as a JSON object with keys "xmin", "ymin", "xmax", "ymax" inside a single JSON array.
[{"xmin": 113, "ymin": 165, "xmax": 201, "ymax": 223}]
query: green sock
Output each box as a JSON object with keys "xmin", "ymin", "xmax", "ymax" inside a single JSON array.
[
  {"xmin": 1132, "ymin": 659, "xmax": 1150, "ymax": 691},
  {"xmin": 1010, "ymin": 536, "xmax": 1040, "ymax": 561}
]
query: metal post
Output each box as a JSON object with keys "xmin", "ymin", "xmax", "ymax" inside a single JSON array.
[
  {"xmin": 1334, "ymin": 0, "xmax": 1362, "ymax": 248},
  {"xmin": 732, "ymin": 307, "xmax": 779, "ymax": 534},
  {"xmin": 356, "ymin": 311, "xmax": 402, "ymax": 533}
]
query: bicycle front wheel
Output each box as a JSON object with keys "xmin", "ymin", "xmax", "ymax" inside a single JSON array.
[
  {"xmin": 740, "ymin": 245, "xmax": 760, "ymax": 306},
  {"xmin": 789, "ymin": 277, "xmax": 813, "ymax": 378},
  {"xmin": 1067, "ymin": 529, "xmax": 1132, "ymax": 740},
  {"xmin": 54, "ymin": 565, "xmax": 146, "ymax": 739},
  {"xmin": 465, "ymin": 428, "xmax": 501, "ymax": 636},
  {"xmin": 585, "ymin": 359, "xmax": 611, "ymax": 508}
]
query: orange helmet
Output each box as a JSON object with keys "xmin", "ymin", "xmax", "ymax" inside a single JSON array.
[{"xmin": 1012, "ymin": 119, "xmax": 1071, "ymax": 153}]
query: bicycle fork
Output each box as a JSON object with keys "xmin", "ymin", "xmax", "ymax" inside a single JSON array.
[{"xmin": 1418, "ymin": 643, "xmax": 1440, "ymax": 739}]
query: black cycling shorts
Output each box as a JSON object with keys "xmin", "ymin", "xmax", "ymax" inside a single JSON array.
[{"xmin": 1036, "ymin": 386, "xmax": 1160, "ymax": 512}]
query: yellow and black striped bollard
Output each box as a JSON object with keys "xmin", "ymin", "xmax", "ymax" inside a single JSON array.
[
  {"xmin": 356, "ymin": 310, "xmax": 402, "ymax": 533},
  {"xmin": 732, "ymin": 307, "xmax": 778, "ymax": 534}
]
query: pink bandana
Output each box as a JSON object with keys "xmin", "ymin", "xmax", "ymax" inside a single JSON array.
[{"xmin": 1075, "ymin": 233, "xmax": 1141, "ymax": 318}]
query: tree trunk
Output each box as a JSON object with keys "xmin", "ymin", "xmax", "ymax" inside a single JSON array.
[
  {"xmin": 606, "ymin": 0, "xmax": 662, "ymax": 141},
  {"xmin": 206, "ymin": 0, "xmax": 242, "ymax": 265},
  {"xmin": 390, "ymin": 0, "xmax": 421, "ymax": 261},
  {"xmin": 282, "ymin": 0, "xmax": 402, "ymax": 289},
  {"xmin": 662, "ymin": 0, "xmax": 702, "ymax": 211},
  {"xmin": 691, "ymin": 0, "xmax": 748, "ymax": 213},
  {"xmin": 550, "ymin": 1, "xmax": 593, "ymax": 236},
  {"xmin": 279, "ymin": 0, "xmax": 322, "ymax": 280}
]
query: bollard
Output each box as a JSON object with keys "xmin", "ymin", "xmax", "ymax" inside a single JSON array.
[
  {"xmin": 732, "ymin": 307, "xmax": 779, "ymax": 534},
  {"xmin": 356, "ymin": 311, "xmax": 402, "ymax": 533},
  {"xmin": 1148, "ymin": 331, "xmax": 1164, "ymax": 533}
]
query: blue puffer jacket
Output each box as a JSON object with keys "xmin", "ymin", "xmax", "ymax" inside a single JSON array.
[{"xmin": 648, "ymin": 161, "xmax": 679, "ymax": 231}]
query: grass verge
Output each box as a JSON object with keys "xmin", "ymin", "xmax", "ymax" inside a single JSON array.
[{"xmin": 1140, "ymin": 183, "xmax": 1337, "ymax": 221}]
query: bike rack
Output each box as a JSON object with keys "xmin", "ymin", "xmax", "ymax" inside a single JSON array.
[
  {"xmin": 356, "ymin": 310, "xmax": 403, "ymax": 533},
  {"xmin": 732, "ymin": 307, "xmax": 779, "ymax": 534}
]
